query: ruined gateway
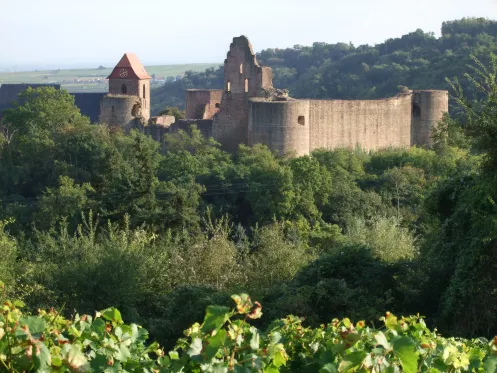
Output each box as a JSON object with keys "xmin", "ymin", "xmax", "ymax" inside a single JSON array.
[{"xmin": 101, "ymin": 36, "xmax": 449, "ymax": 156}]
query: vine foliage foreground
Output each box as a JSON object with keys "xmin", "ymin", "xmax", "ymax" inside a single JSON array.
[{"xmin": 1, "ymin": 284, "xmax": 497, "ymax": 372}]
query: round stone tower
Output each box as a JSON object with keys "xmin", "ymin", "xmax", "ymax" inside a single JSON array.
[
  {"xmin": 249, "ymin": 99, "xmax": 310, "ymax": 157},
  {"xmin": 411, "ymin": 90, "xmax": 449, "ymax": 146}
]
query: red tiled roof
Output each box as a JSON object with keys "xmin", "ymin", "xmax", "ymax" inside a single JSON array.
[{"xmin": 107, "ymin": 53, "xmax": 151, "ymax": 80}]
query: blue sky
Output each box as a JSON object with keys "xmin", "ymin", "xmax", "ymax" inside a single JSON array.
[{"xmin": 0, "ymin": 0, "xmax": 496, "ymax": 69}]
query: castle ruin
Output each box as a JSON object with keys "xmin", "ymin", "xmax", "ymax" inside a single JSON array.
[
  {"xmin": 181, "ymin": 36, "xmax": 449, "ymax": 156},
  {"xmin": 0, "ymin": 36, "xmax": 449, "ymax": 156}
]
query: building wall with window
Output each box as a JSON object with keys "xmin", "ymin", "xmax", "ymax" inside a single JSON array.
[
  {"xmin": 206, "ymin": 36, "xmax": 449, "ymax": 156},
  {"xmin": 212, "ymin": 36, "xmax": 274, "ymax": 153},
  {"xmin": 247, "ymin": 91, "xmax": 448, "ymax": 156}
]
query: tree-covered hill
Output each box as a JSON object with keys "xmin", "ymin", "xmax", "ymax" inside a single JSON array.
[{"xmin": 151, "ymin": 17, "xmax": 497, "ymax": 114}]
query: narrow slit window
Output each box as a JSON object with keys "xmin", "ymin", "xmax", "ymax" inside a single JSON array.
[
  {"xmin": 121, "ymin": 84, "xmax": 127, "ymax": 94},
  {"xmin": 298, "ymin": 116, "xmax": 305, "ymax": 126},
  {"xmin": 240, "ymin": 64, "xmax": 243, "ymax": 74},
  {"xmin": 412, "ymin": 103, "xmax": 421, "ymax": 118},
  {"xmin": 143, "ymin": 85, "xmax": 146, "ymax": 99},
  {"xmin": 244, "ymin": 78, "xmax": 249, "ymax": 93},
  {"xmin": 112, "ymin": 106, "xmax": 115, "ymax": 113},
  {"xmin": 226, "ymin": 80, "xmax": 231, "ymax": 93}
]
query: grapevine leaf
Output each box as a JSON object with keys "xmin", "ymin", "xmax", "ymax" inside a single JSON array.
[
  {"xmin": 483, "ymin": 356, "xmax": 497, "ymax": 372},
  {"xmin": 375, "ymin": 331, "xmax": 391, "ymax": 349},
  {"xmin": 338, "ymin": 351, "xmax": 367, "ymax": 372},
  {"xmin": 263, "ymin": 363, "xmax": 280, "ymax": 373},
  {"xmin": 385, "ymin": 313, "xmax": 398, "ymax": 330},
  {"xmin": 33, "ymin": 342, "xmax": 51, "ymax": 371},
  {"xmin": 64, "ymin": 345, "xmax": 91, "ymax": 372},
  {"xmin": 273, "ymin": 348, "xmax": 288, "ymax": 368},
  {"xmin": 205, "ymin": 329, "xmax": 227, "ymax": 360},
  {"xmin": 100, "ymin": 307, "xmax": 123, "ymax": 324},
  {"xmin": 320, "ymin": 363, "xmax": 338, "ymax": 373},
  {"xmin": 188, "ymin": 337, "xmax": 203, "ymax": 357},
  {"xmin": 250, "ymin": 327, "xmax": 260, "ymax": 350},
  {"xmin": 201, "ymin": 306, "xmax": 230, "ymax": 333},
  {"xmin": 19, "ymin": 316, "xmax": 46, "ymax": 339},
  {"xmin": 392, "ymin": 337, "xmax": 419, "ymax": 373}
]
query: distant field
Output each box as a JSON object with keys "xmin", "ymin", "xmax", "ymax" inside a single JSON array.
[{"xmin": 0, "ymin": 63, "xmax": 220, "ymax": 93}]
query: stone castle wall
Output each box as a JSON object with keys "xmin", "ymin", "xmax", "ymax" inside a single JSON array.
[
  {"xmin": 308, "ymin": 95, "xmax": 413, "ymax": 151},
  {"xmin": 185, "ymin": 90, "xmax": 223, "ymax": 119},
  {"xmin": 249, "ymin": 99, "xmax": 310, "ymax": 157},
  {"xmin": 100, "ymin": 95, "xmax": 145, "ymax": 131},
  {"xmin": 248, "ymin": 90, "xmax": 449, "ymax": 156},
  {"xmin": 411, "ymin": 90, "xmax": 449, "ymax": 146}
]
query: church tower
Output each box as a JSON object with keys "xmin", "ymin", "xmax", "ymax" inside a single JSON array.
[{"xmin": 99, "ymin": 53, "xmax": 151, "ymax": 130}]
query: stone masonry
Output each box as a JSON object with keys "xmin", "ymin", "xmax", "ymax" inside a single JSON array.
[{"xmin": 97, "ymin": 36, "xmax": 449, "ymax": 156}]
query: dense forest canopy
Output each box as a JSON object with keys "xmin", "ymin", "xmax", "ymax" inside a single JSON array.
[
  {"xmin": 3, "ymin": 17, "xmax": 497, "ymax": 372},
  {"xmin": 151, "ymin": 17, "xmax": 497, "ymax": 114}
]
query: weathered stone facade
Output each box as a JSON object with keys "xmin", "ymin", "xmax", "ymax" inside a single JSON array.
[
  {"xmin": 98, "ymin": 37, "xmax": 448, "ymax": 156},
  {"xmin": 186, "ymin": 89, "xmax": 223, "ymax": 119},
  {"xmin": 196, "ymin": 36, "xmax": 448, "ymax": 155},
  {"xmin": 99, "ymin": 53, "xmax": 151, "ymax": 129},
  {"xmin": 211, "ymin": 36, "xmax": 275, "ymax": 153}
]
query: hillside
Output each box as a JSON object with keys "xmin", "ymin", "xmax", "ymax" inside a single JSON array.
[
  {"xmin": 151, "ymin": 17, "xmax": 497, "ymax": 114},
  {"xmin": 0, "ymin": 63, "xmax": 219, "ymax": 93}
]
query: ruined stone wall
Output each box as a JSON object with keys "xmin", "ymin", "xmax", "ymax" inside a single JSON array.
[
  {"xmin": 308, "ymin": 95, "xmax": 414, "ymax": 152},
  {"xmin": 249, "ymin": 99, "xmax": 310, "ymax": 157},
  {"xmin": 186, "ymin": 90, "xmax": 223, "ymax": 119},
  {"xmin": 411, "ymin": 90, "xmax": 448, "ymax": 146},
  {"xmin": 145, "ymin": 115, "xmax": 176, "ymax": 142},
  {"xmin": 99, "ymin": 95, "xmax": 145, "ymax": 132},
  {"xmin": 213, "ymin": 36, "xmax": 274, "ymax": 153}
]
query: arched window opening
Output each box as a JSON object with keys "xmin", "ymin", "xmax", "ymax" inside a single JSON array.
[
  {"xmin": 240, "ymin": 64, "xmax": 243, "ymax": 74},
  {"xmin": 121, "ymin": 84, "xmax": 127, "ymax": 94},
  {"xmin": 244, "ymin": 78, "xmax": 249, "ymax": 93},
  {"xmin": 215, "ymin": 103, "xmax": 220, "ymax": 108},
  {"xmin": 111, "ymin": 106, "xmax": 115, "ymax": 113},
  {"xmin": 143, "ymin": 85, "xmax": 146, "ymax": 99},
  {"xmin": 412, "ymin": 103, "xmax": 421, "ymax": 118},
  {"xmin": 298, "ymin": 116, "xmax": 305, "ymax": 126},
  {"xmin": 226, "ymin": 81, "xmax": 231, "ymax": 93}
]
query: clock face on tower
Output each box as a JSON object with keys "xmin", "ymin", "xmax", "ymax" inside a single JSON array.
[{"xmin": 119, "ymin": 68, "xmax": 128, "ymax": 78}]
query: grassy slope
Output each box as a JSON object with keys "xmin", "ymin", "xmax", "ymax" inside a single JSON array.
[{"xmin": 0, "ymin": 63, "xmax": 220, "ymax": 93}]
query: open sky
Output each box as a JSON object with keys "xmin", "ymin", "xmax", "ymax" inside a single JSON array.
[{"xmin": 1, "ymin": 0, "xmax": 496, "ymax": 70}]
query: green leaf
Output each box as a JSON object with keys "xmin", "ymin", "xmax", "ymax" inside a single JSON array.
[
  {"xmin": 392, "ymin": 337, "xmax": 419, "ymax": 373},
  {"xmin": 263, "ymin": 364, "xmax": 280, "ymax": 373},
  {"xmin": 188, "ymin": 337, "xmax": 203, "ymax": 357},
  {"xmin": 273, "ymin": 349, "xmax": 288, "ymax": 368},
  {"xmin": 375, "ymin": 331, "xmax": 391, "ymax": 349},
  {"xmin": 64, "ymin": 345, "xmax": 91, "ymax": 372},
  {"xmin": 484, "ymin": 356, "xmax": 497, "ymax": 373},
  {"xmin": 33, "ymin": 342, "xmax": 51, "ymax": 370},
  {"xmin": 320, "ymin": 363, "xmax": 338, "ymax": 373},
  {"xmin": 18, "ymin": 316, "xmax": 46, "ymax": 339},
  {"xmin": 338, "ymin": 351, "xmax": 367, "ymax": 373},
  {"xmin": 201, "ymin": 306, "xmax": 230, "ymax": 333},
  {"xmin": 205, "ymin": 329, "xmax": 227, "ymax": 360},
  {"xmin": 100, "ymin": 307, "xmax": 123, "ymax": 324},
  {"xmin": 250, "ymin": 327, "xmax": 260, "ymax": 350},
  {"xmin": 384, "ymin": 313, "xmax": 398, "ymax": 330}
]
